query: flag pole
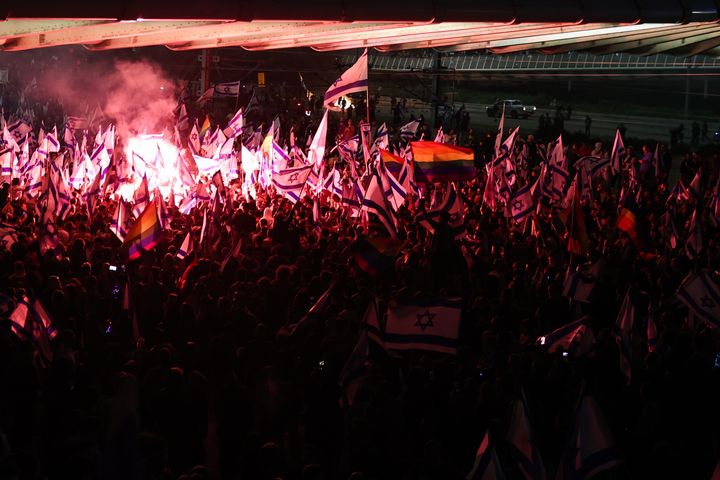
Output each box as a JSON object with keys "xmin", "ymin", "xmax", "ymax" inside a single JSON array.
[
  {"xmin": 366, "ymin": 49, "xmax": 372, "ymax": 146},
  {"xmin": 366, "ymin": 89, "xmax": 370, "ymax": 126}
]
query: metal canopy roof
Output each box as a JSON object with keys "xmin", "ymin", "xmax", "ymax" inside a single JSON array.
[{"xmin": 1, "ymin": 0, "xmax": 719, "ymax": 55}]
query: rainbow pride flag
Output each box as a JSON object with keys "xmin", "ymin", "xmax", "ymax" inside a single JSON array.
[
  {"xmin": 199, "ymin": 115, "xmax": 211, "ymax": 140},
  {"xmin": 380, "ymin": 149, "xmax": 404, "ymax": 178},
  {"xmin": 410, "ymin": 141, "xmax": 475, "ymax": 183},
  {"xmin": 124, "ymin": 201, "xmax": 163, "ymax": 260}
]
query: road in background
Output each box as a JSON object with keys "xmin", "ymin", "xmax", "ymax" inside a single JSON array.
[{"xmin": 374, "ymin": 97, "xmax": 719, "ymax": 144}]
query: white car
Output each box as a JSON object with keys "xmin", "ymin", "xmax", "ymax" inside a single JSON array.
[{"xmin": 486, "ymin": 99, "xmax": 537, "ymax": 119}]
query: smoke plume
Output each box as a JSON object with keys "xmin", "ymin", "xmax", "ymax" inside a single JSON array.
[
  {"xmin": 25, "ymin": 52, "xmax": 178, "ymax": 141},
  {"xmin": 102, "ymin": 60, "xmax": 177, "ymax": 140}
]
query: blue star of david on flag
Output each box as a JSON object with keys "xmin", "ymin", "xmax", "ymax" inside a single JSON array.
[{"xmin": 415, "ymin": 309, "xmax": 435, "ymax": 331}]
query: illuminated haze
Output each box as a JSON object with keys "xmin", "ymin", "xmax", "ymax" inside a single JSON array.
[
  {"xmin": 103, "ymin": 60, "xmax": 177, "ymax": 140},
  {"xmin": 37, "ymin": 56, "xmax": 177, "ymax": 141}
]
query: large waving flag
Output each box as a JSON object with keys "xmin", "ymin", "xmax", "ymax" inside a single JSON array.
[
  {"xmin": 417, "ymin": 182, "xmax": 466, "ymax": 240},
  {"xmin": 361, "ymin": 174, "xmax": 397, "ymax": 237},
  {"xmin": 610, "ymin": 129, "xmax": 626, "ymax": 174},
  {"xmin": 132, "ymin": 175, "xmax": 150, "ymax": 217},
  {"xmin": 109, "ymin": 199, "xmax": 132, "ymax": 242},
  {"xmin": 223, "ymin": 107, "xmax": 243, "ymax": 139},
  {"xmin": 400, "ymin": 120, "xmax": 420, "ymax": 141},
  {"xmin": 380, "ymin": 149, "xmax": 404, "ymax": 178},
  {"xmin": 177, "ymin": 152, "xmax": 196, "ymax": 188},
  {"xmin": 613, "ymin": 291, "xmax": 634, "ymax": 384},
  {"xmin": 687, "ymin": 169, "xmax": 702, "ymax": 199},
  {"xmin": 188, "ymin": 122, "xmax": 201, "ymax": 154},
  {"xmin": 373, "ymin": 122, "xmax": 389, "ymax": 152},
  {"xmin": 8, "ymin": 120, "xmax": 31, "ymax": 143},
  {"xmin": 199, "ymin": 114, "xmax": 211, "ymax": 140},
  {"xmin": 307, "ymin": 110, "xmax": 329, "ymax": 168},
  {"xmin": 177, "ymin": 232, "xmax": 193, "ymax": 260},
  {"xmin": 576, "ymin": 155, "xmax": 609, "ymax": 177},
  {"xmin": 324, "ymin": 49, "xmax": 368, "ymax": 109},
  {"xmin": 384, "ymin": 298, "xmax": 462, "ymax": 355},
  {"xmin": 193, "ymin": 154, "xmax": 222, "ymax": 177},
  {"xmin": 411, "ymin": 141, "xmax": 475, "ymax": 183},
  {"xmin": 676, "ymin": 271, "xmax": 720, "ymax": 328},
  {"xmin": 556, "ymin": 396, "xmax": 623, "ymax": 480},
  {"xmin": 124, "ymin": 200, "xmax": 163, "ymax": 260},
  {"xmin": 90, "ymin": 144, "xmax": 112, "ymax": 182},
  {"xmin": 214, "ymin": 138, "xmax": 238, "ymax": 180},
  {"xmin": 177, "ymin": 103, "xmax": 190, "ymax": 131},
  {"xmin": 377, "ymin": 153, "xmax": 407, "ymax": 211},
  {"xmin": 548, "ymin": 163, "xmax": 570, "ymax": 200},
  {"xmin": 204, "ymin": 127, "xmax": 227, "ymax": 158},
  {"xmin": 214, "ymin": 81, "xmax": 240, "ymax": 97},
  {"xmin": 3, "ymin": 125, "xmax": 20, "ymax": 153},
  {"xmin": 1, "ymin": 149, "xmax": 14, "ymax": 179},
  {"xmin": 537, "ymin": 317, "xmax": 595, "ymax": 357},
  {"xmin": 506, "ymin": 392, "xmax": 546, "ymax": 480},
  {"xmin": 9, "ymin": 297, "xmax": 54, "ymax": 367},
  {"xmin": 271, "ymin": 141, "xmax": 291, "ymax": 172},
  {"xmin": 466, "ymin": 431, "xmax": 505, "ymax": 480},
  {"xmin": 272, "ymin": 164, "xmax": 313, "ymax": 203},
  {"xmin": 45, "ymin": 128, "xmax": 60, "ymax": 154},
  {"xmin": 685, "ymin": 207, "xmax": 702, "ymax": 260},
  {"xmin": 509, "ymin": 183, "xmax": 534, "ymax": 223}
]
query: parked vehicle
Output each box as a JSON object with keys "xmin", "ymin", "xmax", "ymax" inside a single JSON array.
[{"xmin": 486, "ymin": 99, "xmax": 537, "ymax": 119}]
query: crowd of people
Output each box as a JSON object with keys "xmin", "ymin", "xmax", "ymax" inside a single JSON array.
[{"xmin": 0, "ymin": 75, "xmax": 719, "ymax": 480}]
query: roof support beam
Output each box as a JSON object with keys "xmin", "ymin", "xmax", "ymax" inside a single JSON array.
[
  {"xmin": 373, "ymin": 23, "xmax": 620, "ymax": 53},
  {"xmin": 0, "ymin": 20, "xmax": 226, "ymax": 51},
  {"xmin": 165, "ymin": 21, "xmax": 491, "ymax": 51},
  {"xmin": 668, "ymin": 36, "xmax": 720, "ymax": 56},
  {"xmin": 533, "ymin": 24, "xmax": 699, "ymax": 54},
  {"xmin": 474, "ymin": 23, "xmax": 678, "ymax": 54},
  {"xmin": 0, "ymin": 19, "xmax": 113, "ymax": 38},
  {"xmin": 585, "ymin": 23, "xmax": 720, "ymax": 54},
  {"xmin": 83, "ymin": 21, "xmax": 330, "ymax": 50},
  {"xmin": 626, "ymin": 27, "xmax": 720, "ymax": 55}
]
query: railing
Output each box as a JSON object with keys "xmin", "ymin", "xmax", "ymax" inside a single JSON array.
[{"xmin": 339, "ymin": 52, "xmax": 720, "ymax": 72}]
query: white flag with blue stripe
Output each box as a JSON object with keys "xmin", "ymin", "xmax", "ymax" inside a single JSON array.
[
  {"xmin": 610, "ymin": 129, "xmax": 625, "ymax": 174},
  {"xmin": 214, "ymin": 81, "xmax": 240, "ymax": 97},
  {"xmin": 677, "ymin": 271, "xmax": 720, "ymax": 328},
  {"xmin": 509, "ymin": 183, "xmax": 534, "ymax": 223},
  {"xmin": 377, "ymin": 154, "xmax": 406, "ymax": 211},
  {"xmin": 385, "ymin": 298, "xmax": 461, "ymax": 355},
  {"xmin": 466, "ymin": 431, "xmax": 505, "ymax": 480},
  {"xmin": 324, "ymin": 49, "xmax": 368, "ymax": 109},
  {"xmin": 193, "ymin": 154, "xmax": 222, "ymax": 177},
  {"xmin": 361, "ymin": 174, "xmax": 397, "ymax": 237},
  {"xmin": 223, "ymin": 108, "xmax": 243, "ymax": 139},
  {"xmin": 272, "ymin": 164, "xmax": 313, "ymax": 203},
  {"xmin": 177, "ymin": 232, "xmax": 192, "ymax": 259}
]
